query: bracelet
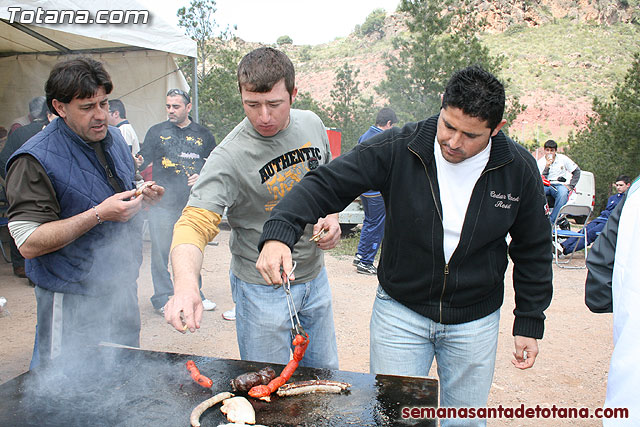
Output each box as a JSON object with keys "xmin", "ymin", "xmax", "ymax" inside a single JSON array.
[{"xmin": 92, "ymin": 206, "xmax": 103, "ymax": 225}]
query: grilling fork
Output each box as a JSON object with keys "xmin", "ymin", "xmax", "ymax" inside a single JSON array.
[{"xmin": 280, "ymin": 261, "xmax": 306, "ymax": 339}]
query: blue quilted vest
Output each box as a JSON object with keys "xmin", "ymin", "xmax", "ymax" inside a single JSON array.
[{"xmin": 8, "ymin": 118, "xmax": 143, "ymax": 295}]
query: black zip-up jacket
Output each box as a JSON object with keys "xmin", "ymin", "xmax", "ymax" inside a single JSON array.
[{"xmin": 260, "ymin": 115, "xmax": 553, "ymax": 339}]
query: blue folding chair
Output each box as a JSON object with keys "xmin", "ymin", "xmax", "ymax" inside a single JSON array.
[{"xmin": 552, "ymin": 204, "xmax": 592, "ymax": 269}]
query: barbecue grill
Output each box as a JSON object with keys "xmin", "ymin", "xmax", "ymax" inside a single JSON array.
[{"xmin": 0, "ymin": 346, "xmax": 438, "ymax": 426}]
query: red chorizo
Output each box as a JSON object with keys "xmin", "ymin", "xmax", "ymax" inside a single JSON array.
[
  {"xmin": 186, "ymin": 360, "xmax": 213, "ymax": 388},
  {"xmin": 248, "ymin": 333, "xmax": 309, "ymax": 399}
]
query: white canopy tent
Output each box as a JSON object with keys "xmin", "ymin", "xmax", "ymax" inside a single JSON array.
[{"xmin": 0, "ymin": 0, "xmax": 198, "ymax": 139}]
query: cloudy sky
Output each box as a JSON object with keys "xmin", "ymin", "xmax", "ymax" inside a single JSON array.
[{"xmin": 143, "ymin": 0, "xmax": 400, "ymax": 45}]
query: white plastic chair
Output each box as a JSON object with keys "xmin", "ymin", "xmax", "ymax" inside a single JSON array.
[{"xmin": 552, "ymin": 204, "xmax": 593, "ymax": 269}]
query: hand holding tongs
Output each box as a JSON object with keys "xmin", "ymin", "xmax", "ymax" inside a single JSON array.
[{"xmin": 277, "ymin": 261, "xmax": 306, "ymax": 339}]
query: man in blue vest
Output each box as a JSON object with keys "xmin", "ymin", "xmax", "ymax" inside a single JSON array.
[{"xmin": 4, "ymin": 57, "xmax": 164, "ymax": 367}]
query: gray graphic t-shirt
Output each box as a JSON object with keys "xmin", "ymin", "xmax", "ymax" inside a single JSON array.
[{"xmin": 188, "ymin": 109, "xmax": 332, "ymax": 284}]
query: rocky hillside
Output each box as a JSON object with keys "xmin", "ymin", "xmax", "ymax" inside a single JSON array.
[
  {"xmin": 276, "ymin": 0, "xmax": 640, "ymax": 144},
  {"xmin": 472, "ymin": 0, "xmax": 637, "ymax": 31}
]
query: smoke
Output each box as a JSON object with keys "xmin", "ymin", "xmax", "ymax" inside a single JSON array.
[{"xmin": 19, "ymin": 346, "xmax": 205, "ymax": 426}]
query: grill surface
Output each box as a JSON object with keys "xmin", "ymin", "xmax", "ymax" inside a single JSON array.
[{"xmin": 0, "ymin": 346, "xmax": 437, "ymax": 426}]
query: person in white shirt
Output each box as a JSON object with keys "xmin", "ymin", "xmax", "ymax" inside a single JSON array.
[
  {"xmin": 107, "ymin": 99, "xmax": 141, "ymax": 156},
  {"xmin": 537, "ymin": 139, "xmax": 581, "ymax": 224}
]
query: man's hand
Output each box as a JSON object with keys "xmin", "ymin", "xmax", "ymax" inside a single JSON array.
[
  {"xmin": 95, "ymin": 189, "xmax": 144, "ymax": 222},
  {"xmin": 312, "ymin": 214, "xmax": 341, "ymax": 250},
  {"xmin": 167, "ymin": 244, "xmax": 207, "ymax": 332},
  {"xmin": 141, "ymin": 183, "xmax": 165, "ymax": 206},
  {"xmin": 19, "ymin": 188, "xmax": 145, "ymax": 259},
  {"xmin": 512, "ymin": 336, "xmax": 539, "ymax": 369},
  {"xmin": 187, "ymin": 173, "xmax": 199, "ymax": 187},
  {"xmin": 164, "ymin": 287, "xmax": 203, "ymax": 333},
  {"xmin": 544, "ymin": 153, "xmax": 554, "ymax": 168},
  {"xmin": 256, "ymin": 240, "xmax": 294, "ymax": 286},
  {"xmin": 134, "ymin": 154, "xmax": 144, "ymax": 169}
]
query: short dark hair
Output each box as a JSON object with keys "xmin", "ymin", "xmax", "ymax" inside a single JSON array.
[
  {"xmin": 237, "ymin": 47, "xmax": 295, "ymax": 99},
  {"xmin": 441, "ymin": 65, "xmax": 505, "ymax": 131},
  {"xmin": 544, "ymin": 139, "xmax": 558, "ymax": 150},
  {"xmin": 29, "ymin": 96, "xmax": 48, "ymax": 121},
  {"xmin": 45, "ymin": 57, "xmax": 113, "ymax": 117},
  {"xmin": 166, "ymin": 88, "xmax": 191, "ymax": 105},
  {"xmin": 108, "ymin": 99, "xmax": 126, "ymax": 118},
  {"xmin": 375, "ymin": 107, "xmax": 398, "ymax": 127},
  {"xmin": 616, "ymin": 175, "xmax": 631, "ymax": 185}
]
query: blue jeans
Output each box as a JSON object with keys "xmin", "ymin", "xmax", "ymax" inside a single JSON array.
[
  {"xmin": 230, "ymin": 268, "xmax": 339, "ymax": 370},
  {"xmin": 149, "ymin": 206, "xmax": 204, "ymax": 309},
  {"xmin": 370, "ymin": 285, "xmax": 500, "ymax": 427},
  {"xmin": 545, "ymin": 184, "xmax": 570, "ymax": 224},
  {"xmin": 561, "ymin": 218, "xmax": 604, "ymax": 254},
  {"xmin": 357, "ymin": 193, "xmax": 385, "ymax": 265}
]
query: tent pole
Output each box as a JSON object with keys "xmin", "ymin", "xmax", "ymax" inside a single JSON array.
[{"xmin": 192, "ymin": 57, "xmax": 199, "ymax": 123}]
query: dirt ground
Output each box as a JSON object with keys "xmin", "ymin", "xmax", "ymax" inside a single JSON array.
[{"xmin": 0, "ymin": 226, "xmax": 613, "ymax": 426}]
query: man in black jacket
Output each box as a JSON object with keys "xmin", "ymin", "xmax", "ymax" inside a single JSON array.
[
  {"xmin": 138, "ymin": 89, "xmax": 217, "ymax": 314},
  {"xmin": 256, "ymin": 65, "xmax": 552, "ymax": 422}
]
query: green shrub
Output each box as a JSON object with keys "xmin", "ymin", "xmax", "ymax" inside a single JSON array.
[
  {"xmin": 359, "ymin": 8, "xmax": 386, "ymax": 36},
  {"xmin": 277, "ymin": 35, "xmax": 293, "ymax": 45}
]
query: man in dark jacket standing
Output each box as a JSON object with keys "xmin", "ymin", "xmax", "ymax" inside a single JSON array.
[
  {"xmin": 4, "ymin": 57, "xmax": 164, "ymax": 367},
  {"xmin": 352, "ymin": 107, "xmax": 398, "ymax": 275},
  {"xmin": 0, "ymin": 96, "xmax": 49, "ymax": 278},
  {"xmin": 256, "ymin": 65, "xmax": 552, "ymax": 424},
  {"xmin": 139, "ymin": 89, "xmax": 217, "ymax": 314}
]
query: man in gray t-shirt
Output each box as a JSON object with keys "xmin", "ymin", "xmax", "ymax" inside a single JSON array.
[{"xmin": 164, "ymin": 47, "xmax": 340, "ymax": 370}]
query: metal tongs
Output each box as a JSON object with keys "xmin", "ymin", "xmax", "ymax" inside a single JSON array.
[{"xmin": 278, "ymin": 261, "xmax": 306, "ymax": 339}]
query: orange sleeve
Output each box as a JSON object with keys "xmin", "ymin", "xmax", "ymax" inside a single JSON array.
[{"xmin": 170, "ymin": 206, "xmax": 221, "ymax": 253}]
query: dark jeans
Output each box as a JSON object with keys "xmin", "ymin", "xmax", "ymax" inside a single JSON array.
[
  {"xmin": 32, "ymin": 284, "xmax": 140, "ymax": 369},
  {"xmin": 356, "ymin": 194, "xmax": 385, "ymax": 265},
  {"xmin": 148, "ymin": 206, "xmax": 204, "ymax": 310},
  {"xmin": 561, "ymin": 218, "xmax": 605, "ymax": 254}
]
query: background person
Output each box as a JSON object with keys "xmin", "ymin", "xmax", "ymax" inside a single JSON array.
[
  {"xmin": 107, "ymin": 99, "xmax": 141, "ymax": 156},
  {"xmin": 352, "ymin": 107, "xmax": 398, "ymax": 275},
  {"xmin": 4, "ymin": 57, "xmax": 164, "ymax": 366},
  {"xmin": 256, "ymin": 65, "xmax": 552, "ymax": 425},
  {"xmin": 559, "ymin": 175, "xmax": 630, "ymax": 255},
  {"xmin": 537, "ymin": 139, "xmax": 581, "ymax": 224},
  {"xmin": 0, "ymin": 96, "xmax": 49, "ymax": 178},
  {"xmin": 138, "ymin": 89, "xmax": 217, "ymax": 314},
  {"xmin": 164, "ymin": 47, "xmax": 340, "ymax": 370},
  {"xmin": 0, "ymin": 96, "xmax": 50, "ymax": 279}
]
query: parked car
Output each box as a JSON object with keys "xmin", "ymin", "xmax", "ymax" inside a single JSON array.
[{"xmin": 566, "ymin": 170, "xmax": 595, "ymax": 224}]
